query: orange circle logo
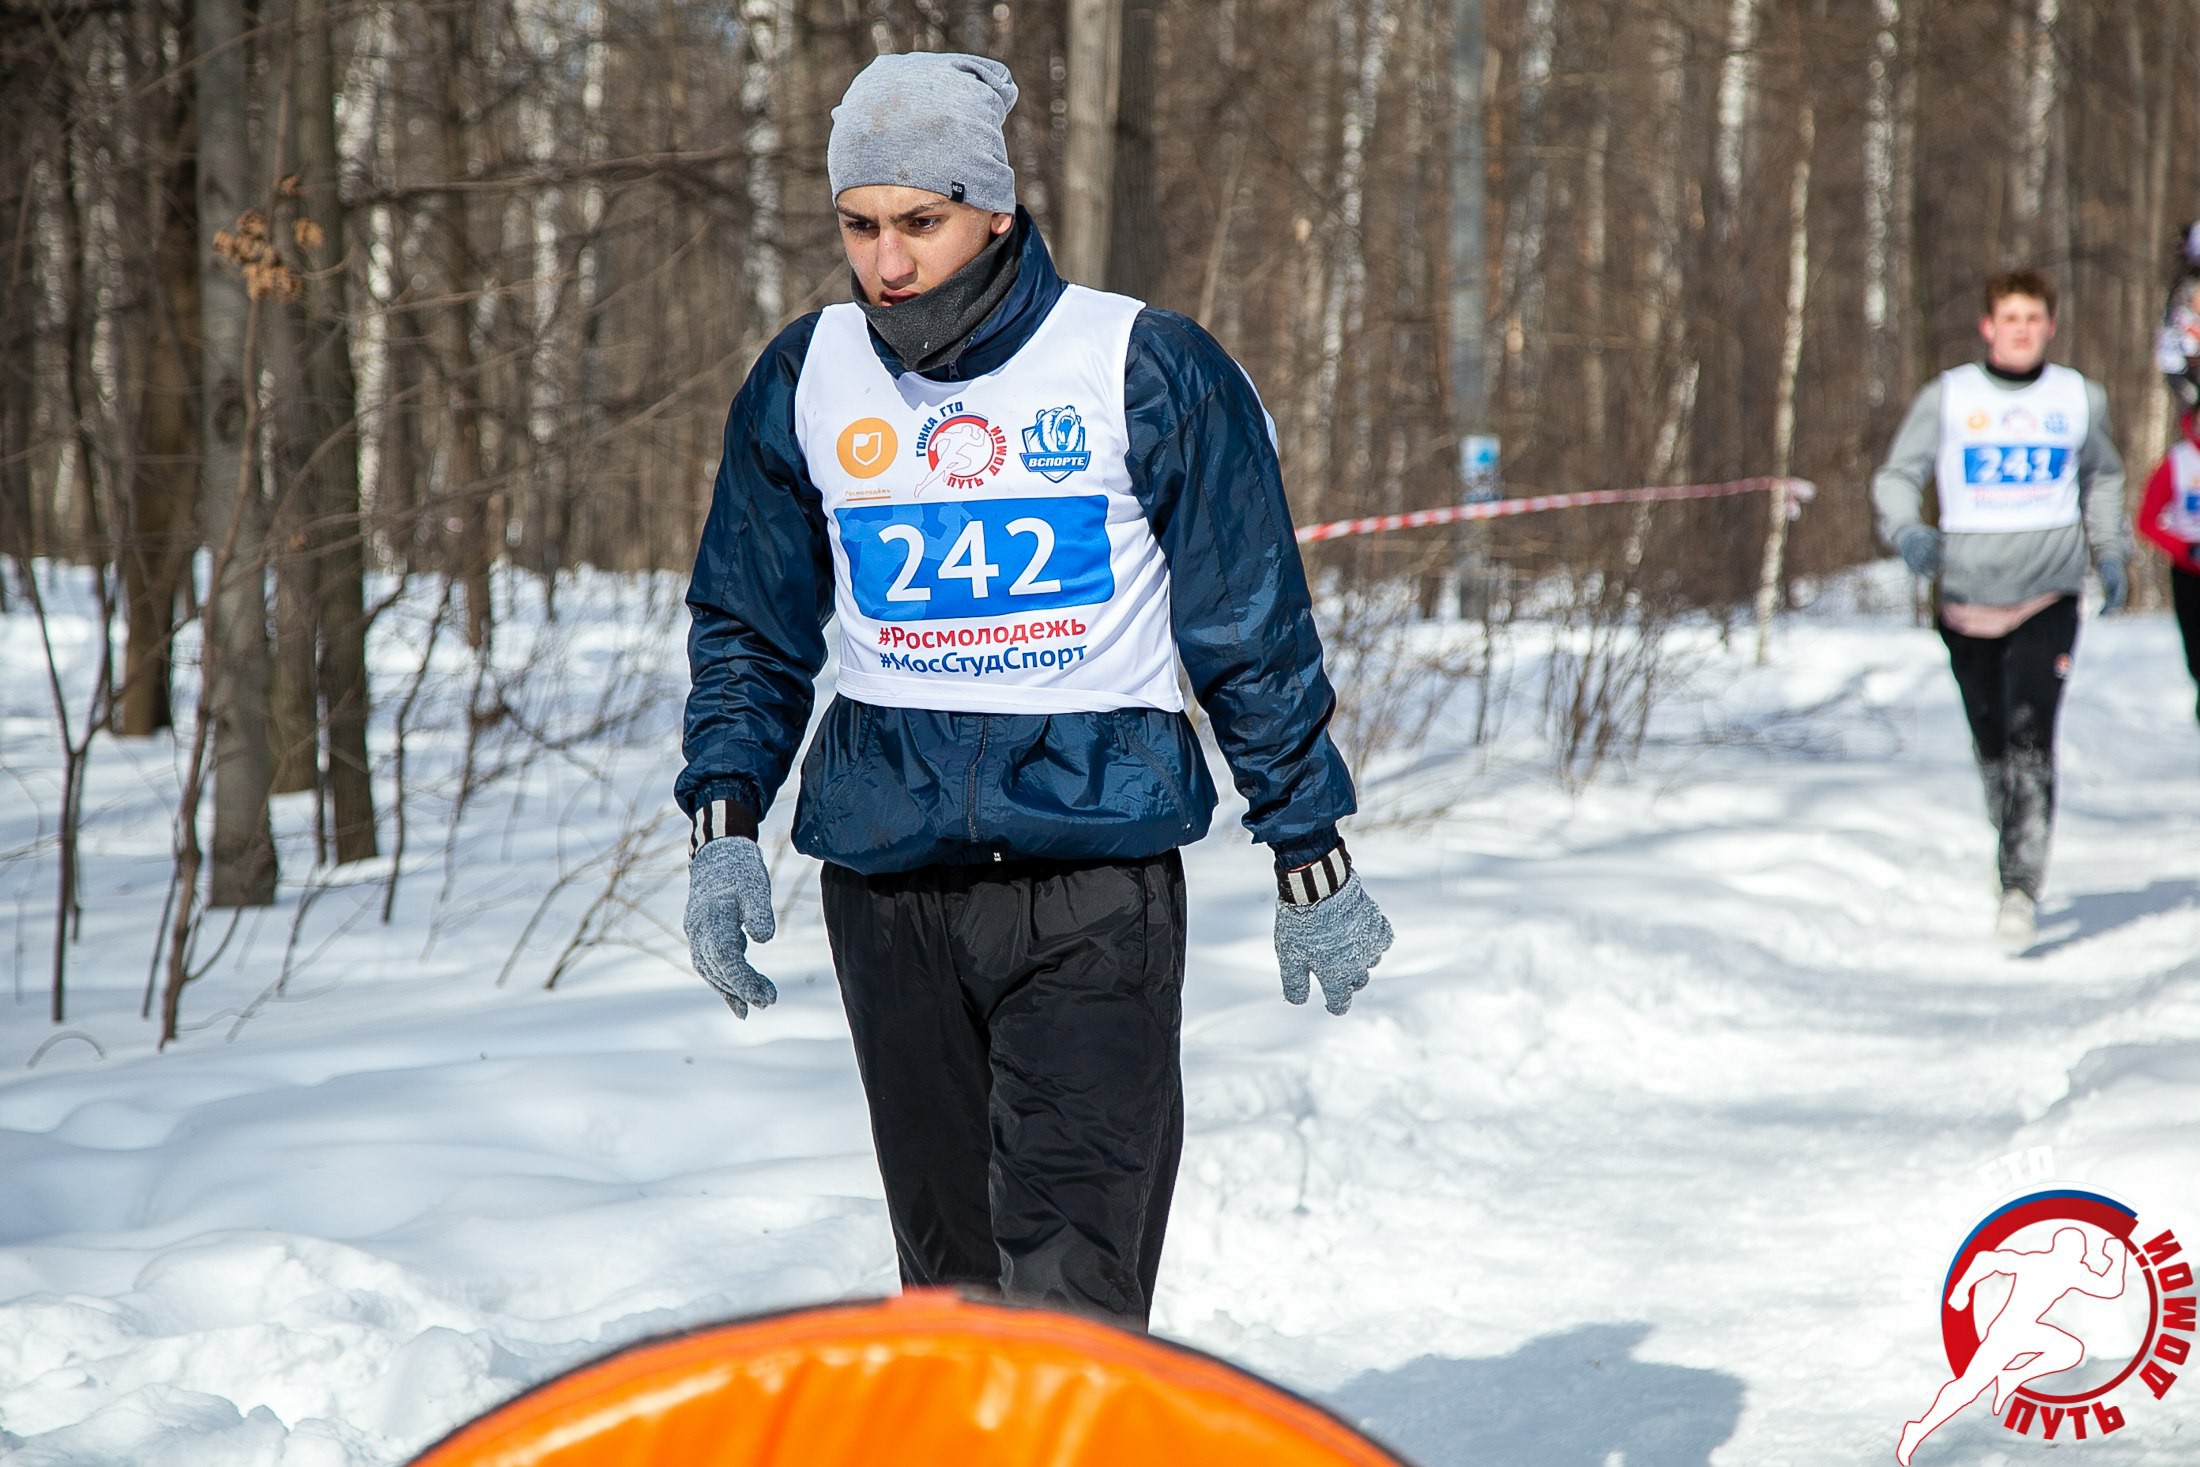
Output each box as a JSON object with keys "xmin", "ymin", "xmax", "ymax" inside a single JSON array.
[{"xmin": 837, "ymin": 418, "xmax": 898, "ymax": 479}]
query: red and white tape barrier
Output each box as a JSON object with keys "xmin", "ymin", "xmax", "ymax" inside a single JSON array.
[{"xmin": 1294, "ymin": 476, "xmax": 1817, "ymax": 544}]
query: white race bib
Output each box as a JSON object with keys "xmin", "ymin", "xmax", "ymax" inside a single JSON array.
[
  {"xmin": 1935, "ymin": 363, "xmax": 2088, "ymax": 534},
  {"xmin": 793, "ymin": 287, "xmax": 1183, "ymax": 715},
  {"xmin": 2164, "ymin": 440, "xmax": 2200, "ymax": 543}
]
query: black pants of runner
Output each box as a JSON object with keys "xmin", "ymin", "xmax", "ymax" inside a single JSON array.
[
  {"xmin": 1938, "ymin": 596, "xmax": 2079, "ymax": 901},
  {"xmin": 2175, "ymin": 567, "xmax": 2200, "ymax": 721},
  {"xmin": 819, "ymin": 851, "xmax": 1186, "ymax": 1328}
]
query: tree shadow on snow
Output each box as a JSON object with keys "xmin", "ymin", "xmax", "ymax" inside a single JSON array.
[
  {"xmin": 2024, "ymin": 878, "xmax": 2200, "ymax": 957},
  {"xmin": 1323, "ymin": 1322, "xmax": 1743, "ymax": 1467}
]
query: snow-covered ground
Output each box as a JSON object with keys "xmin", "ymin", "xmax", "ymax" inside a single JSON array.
[{"xmin": 4, "ymin": 563, "xmax": 2200, "ymax": 1467}]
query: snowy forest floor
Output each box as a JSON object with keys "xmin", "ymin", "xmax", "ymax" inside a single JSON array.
[{"xmin": 4, "ymin": 564, "xmax": 2200, "ymax": 1467}]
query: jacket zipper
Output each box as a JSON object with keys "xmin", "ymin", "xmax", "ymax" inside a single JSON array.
[{"xmin": 966, "ymin": 714, "xmax": 995, "ymax": 856}]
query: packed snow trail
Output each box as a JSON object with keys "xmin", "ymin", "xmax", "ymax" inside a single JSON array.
[{"xmin": 4, "ymin": 576, "xmax": 2200, "ymax": 1465}]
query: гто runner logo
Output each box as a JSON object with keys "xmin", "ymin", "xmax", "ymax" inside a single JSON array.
[
  {"xmin": 1896, "ymin": 1189, "xmax": 2193, "ymax": 1463},
  {"xmin": 913, "ymin": 401, "xmax": 1007, "ymax": 495}
]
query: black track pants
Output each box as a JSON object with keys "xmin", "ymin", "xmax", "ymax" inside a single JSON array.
[
  {"xmin": 2175, "ymin": 567, "xmax": 2200, "ymax": 720},
  {"xmin": 819, "ymin": 852, "xmax": 1187, "ymax": 1327},
  {"xmin": 1938, "ymin": 596, "xmax": 2079, "ymax": 900}
]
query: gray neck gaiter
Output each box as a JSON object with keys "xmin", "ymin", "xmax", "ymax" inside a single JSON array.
[{"xmin": 856, "ymin": 223, "xmax": 1021, "ymax": 375}]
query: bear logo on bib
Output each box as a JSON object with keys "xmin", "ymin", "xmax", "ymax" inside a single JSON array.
[{"xmin": 1020, "ymin": 406, "xmax": 1094, "ymax": 483}]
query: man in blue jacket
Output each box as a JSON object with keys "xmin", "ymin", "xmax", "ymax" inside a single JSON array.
[{"xmin": 678, "ymin": 51, "xmax": 1392, "ymax": 1327}]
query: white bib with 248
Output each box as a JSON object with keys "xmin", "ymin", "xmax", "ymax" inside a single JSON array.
[{"xmin": 794, "ymin": 286, "xmax": 1183, "ymax": 714}]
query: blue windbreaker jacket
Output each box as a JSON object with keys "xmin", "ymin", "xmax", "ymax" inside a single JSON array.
[{"xmin": 677, "ymin": 216, "xmax": 1355, "ymax": 875}]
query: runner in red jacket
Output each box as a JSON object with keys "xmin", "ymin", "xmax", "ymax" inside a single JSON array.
[{"xmin": 2134, "ymin": 410, "xmax": 2200, "ymax": 722}]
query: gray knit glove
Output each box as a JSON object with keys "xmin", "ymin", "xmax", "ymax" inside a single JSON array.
[
  {"xmin": 684, "ymin": 837, "xmax": 777, "ymax": 1018},
  {"xmin": 1275, "ymin": 871, "xmax": 1394, "ymax": 1015},
  {"xmin": 2098, "ymin": 555, "xmax": 2128, "ymax": 615},
  {"xmin": 1895, "ymin": 525, "xmax": 1944, "ymax": 579}
]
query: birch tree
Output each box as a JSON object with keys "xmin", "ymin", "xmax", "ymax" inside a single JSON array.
[{"xmin": 195, "ymin": 0, "xmax": 277, "ymax": 909}]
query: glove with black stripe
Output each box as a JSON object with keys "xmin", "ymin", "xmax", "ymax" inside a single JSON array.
[
  {"xmin": 684, "ymin": 801, "xmax": 777, "ymax": 1019},
  {"xmin": 1274, "ymin": 845, "xmax": 1394, "ymax": 1016}
]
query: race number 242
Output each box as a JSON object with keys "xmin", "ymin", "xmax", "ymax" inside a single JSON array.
[{"xmin": 839, "ymin": 497, "xmax": 1114, "ymax": 621}]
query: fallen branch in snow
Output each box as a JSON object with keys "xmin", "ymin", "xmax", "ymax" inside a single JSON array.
[{"xmin": 25, "ymin": 1029, "xmax": 106, "ymax": 1068}]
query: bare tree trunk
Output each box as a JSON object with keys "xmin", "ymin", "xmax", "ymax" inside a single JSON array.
[
  {"xmin": 1889, "ymin": 0, "xmax": 1920, "ymax": 399},
  {"xmin": 2009, "ymin": 0, "xmax": 2058, "ymax": 261},
  {"xmin": 1104, "ymin": 0, "xmax": 1161, "ymax": 300},
  {"xmin": 1863, "ymin": 0, "xmax": 1899, "ymax": 411},
  {"xmin": 121, "ymin": 34, "xmax": 200, "ymax": 738},
  {"xmin": 1581, "ymin": 108, "xmax": 1610, "ymax": 467},
  {"xmin": 1716, "ymin": 0, "xmax": 1758, "ymax": 227},
  {"xmin": 434, "ymin": 6, "xmax": 495, "ymax": 650},
  {"xmin": 1756, "ymin": 95, "xmax": 1812, "ymax": 665},
  {"xmin": 0, "ymin": 76, "xmax": 36, "ymax": 576},
  {"xmin": 261, "ymin": 0, "xmax": 321, "ymax": 804},
  {"xmin": 2130, "ymin": 0, "xmax": 2180, "ymax": 475},
  {"xmin": 1061, "ymin": 0, "xmax": 1123, "ymax": 285},
  {"xmin": 1449, "ymin": 0, "xmax": 1485, "ymax": 437},
  {"xmin": 297, "ymin": 0, "xmax": 377, "ymax": 863},
  {"xmin": 1643, "ymin": 6, "xmax": 1694, "ymax": 485},
  {"xmin": 14, "ymin": 541, "xmax": 114, "ymax": 1023},
  {"xmin": 55, "ymin": 64, "xmax": 113, "ymax": 568},
  {"xmin": 46, "ymin": 47, "xmax": 125, "ymax": 1021},
  {"xmin": 197, "ymin": 0, "xmax": 278, "ymax": 908},
  {"xmin": 1494, "ymin": 0, "xmax": 1555, "ymax": 448},
  {"xmin": 263, "ymin": 0, "xmax": 322, "ymax": 798},
  {"xmin": 266, "ymin": 525, "xmax": 322, "ymax": 797},
  {"xmin": 740, "ymin": 0, "xmax": 787, "ymax": 325},
  {"xmin": 163, "ymin": 293, "xmax": 267, "ymax": 1042}
]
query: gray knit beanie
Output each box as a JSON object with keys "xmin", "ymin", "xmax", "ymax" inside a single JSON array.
[{"xmin": 828, "ymin": 53, "xmax": 1018, "ymax": 213}]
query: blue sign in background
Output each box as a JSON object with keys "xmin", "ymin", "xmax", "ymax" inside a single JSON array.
[
  {"xmin": 839, "ymin": 496, "xmax": 1114, "ymax": 621},
  {"xmin": 1963, "ymin": 444, "xmax": 2070, "ymax": 486}
]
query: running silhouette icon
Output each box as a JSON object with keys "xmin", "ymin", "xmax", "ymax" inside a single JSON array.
[{"xmin": 1897, "ymin": 1227, "xmax": 2129, "ymax": 1463}]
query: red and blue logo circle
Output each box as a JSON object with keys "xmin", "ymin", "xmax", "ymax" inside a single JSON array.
[{"xmin": 1899, "ymin": 1188, "xmax": 2194, "ymax": 1462}]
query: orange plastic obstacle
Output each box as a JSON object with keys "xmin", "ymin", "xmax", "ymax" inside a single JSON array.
[{"xmin": 407, "ymin": 1290, "xmax": 1407, "ymax": 1467}]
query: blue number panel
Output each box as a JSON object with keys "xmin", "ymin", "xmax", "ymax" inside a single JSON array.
[
  {"xmin": 1962, "ymin": 445, "xmax": 2071, "ymax": 486},
  {"xmin": 839, "ymin": 496, "xmax": 1115, "ymax": 621}
]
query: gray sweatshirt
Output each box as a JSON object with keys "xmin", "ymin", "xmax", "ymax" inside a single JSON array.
[{"xmin": 1872, "ymin": 366, "xmax": 2128, "ymax": 606}]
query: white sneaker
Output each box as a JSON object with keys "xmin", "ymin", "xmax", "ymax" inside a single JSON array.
[{"xmin": 1995, "ymin": 889, "xmax": 2036, "ymax": 949}]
